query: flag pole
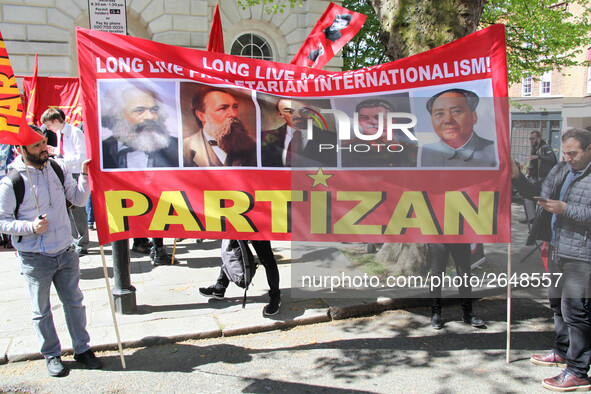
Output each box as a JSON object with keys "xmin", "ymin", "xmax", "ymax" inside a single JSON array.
[
  {"xmin": 506, "ymin": 242, "xmax": 512, "ymax": 363},
  {"xmin": 99, "ymin": 245, "xmax": 126, "ymax": 369},
  {"xmin": 171, "ymin": 238, "xmax": 177, "ymax": 265}
]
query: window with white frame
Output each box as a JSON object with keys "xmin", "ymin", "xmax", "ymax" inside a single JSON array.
[
  {"xmin": 539, "ymin": 71, "xmax": 551, "ymax": 95},
  {"xmin": 522, "ymin": 76, "xmax": 532, "ymax": 97},
  {"xmin": 587, "ymin": 67, "xmax": 591, "ymax": 94},
  {"xmin": 231, "ymin": 33, "xmax": 273, "ymax": 61}
]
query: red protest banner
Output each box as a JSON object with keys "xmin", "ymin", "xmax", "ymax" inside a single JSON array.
[
  {"xmin": 22, "ymin": 76, "xmax": 83, "ymax": 128},
  {"xmin": 75, "ymin": 24, "xmax": 510, "ymax": 246},
  {"xmin": 291, "ymin": 2, "xmax": 366, "ymax": 69},
  {"xmin": 0, "ymin": 31, "xmax": 42, "ymax": 146}
]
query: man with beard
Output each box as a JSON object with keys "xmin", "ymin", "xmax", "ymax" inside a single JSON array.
[
  {"xmin": 41, "ymin": 108, "xmax": 89, "ymax": 256},
  {"xmin": 183, "ymin": 87, "xmax": 256, "ymax": 167},
  {"xmin": 261, "ymin": 98, "xmax": 337, "ymax": 167},
  {"xmin": 102, "ymin": 86, "xmax": 179, "ymax": 169},
  {"xmin": 101, "ymin": 85, "xmax": 179, "ymax": 265},
  {"xmin": 0, "ymin": 126, "xmax": 102, "ymax": 376}
]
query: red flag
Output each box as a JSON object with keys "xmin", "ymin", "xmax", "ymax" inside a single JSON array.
[
  {"xmin": 291, "ymin": 2, "xmax": 366, "ymax": 69},
  {"xmin": 25, "ymin": 53, "xmax": 38, "ymax": 125},
  {"xmin": 0, "ymin": 31, "xmax": 42, "ymax": 146},
  {"xmin": 541, "ymin": 241, "xmax": 549, "ymax": 273},
  {"xmin": 22, "ymin": 76, "xmax": 82, "ymax": 128},
  {"xmin": 207, "ymin": 4, "xmax": 225, "ymax": 54}
]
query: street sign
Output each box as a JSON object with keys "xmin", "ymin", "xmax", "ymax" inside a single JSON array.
[{"xmin": 88, "ymin": 0, "xmax": 127, "ymax": 34}]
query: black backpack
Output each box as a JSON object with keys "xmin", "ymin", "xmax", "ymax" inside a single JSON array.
[
  {"xmin": 221, "ymin": 239, "xmax": 257, "ymax": 307},
  {"xmin": 6, "ymin": 159, "xmax": 66, "ymax": 242}
]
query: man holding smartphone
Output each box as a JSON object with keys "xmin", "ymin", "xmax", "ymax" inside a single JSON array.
[
  {"xmin": 512, "ymin": 128, "xmax": 591, "ymax": 391},
  {"xmin": 0, "ymin": 126, "xmax": 102, "ymax": 377}
]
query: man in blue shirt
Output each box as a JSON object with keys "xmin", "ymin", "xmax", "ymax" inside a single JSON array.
[{"xmin": 0, "ymin": 126, "xmax": 102, "ymax": 377}]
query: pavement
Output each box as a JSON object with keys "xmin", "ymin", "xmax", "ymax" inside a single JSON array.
[{"xmin": 0, "ymin": 199, "xmax": 545, "ymax": 364}]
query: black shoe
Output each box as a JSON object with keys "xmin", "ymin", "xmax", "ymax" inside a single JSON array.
[
  {"xmin": 131, "ymin": 243, "xmax": 151, "ymax": 254},
  {"xmin": 462, "ymin": 313, "xmax": 485, "ymax": 327},
  {"xmin": 431, "ymin": 312, "xmax": 443, "ymax": 330},
  {"xmin": 150, "ymin": 246, "xmax": 179, "ymax": 266},
  {"xmin": 199, "ymin": 285, "xmax": 225, "ymax": 299},
  {"xmin": 46, "ymin": 356, "xmax": 67, "ymax": 377},
  {"xmin": 263, "ymin": 297, "xmax": 281, "ymax": 316},
  {"xmin": 74, "ymin": 349, "xmax": 103, "ymax": 369}
]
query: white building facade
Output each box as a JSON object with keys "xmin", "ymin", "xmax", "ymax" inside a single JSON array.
[{"xmin": 0, "ymin": 0, "xmax": 343, "ymax": 85}]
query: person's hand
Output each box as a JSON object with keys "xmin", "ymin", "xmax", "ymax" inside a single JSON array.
[
  {"xmin": 81, "ymin": 159, "xmax": 91, "ymax": 175},
  {"xmin": 510, "ymin": 160, "xmax": 521, "ymax": 179},
  {"xmin": 538, "ymin": 199, "xmax": 566, "ymax": 215},
  {"xmin": 529, "ymin": 155, "xmax": 538, "ymax": 160},
  {"xmin": 33, "ymin": 214, "xmax": 48, "ymax": 234}
]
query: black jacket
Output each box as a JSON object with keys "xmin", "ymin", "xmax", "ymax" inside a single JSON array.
[
  {"xmin": 514, "ymin": 161, "xmax": 591, "ymax": 261},
  {"xmin": 528, "ymin": 139, "xmax": 557, "ymax": 180},
  {"xmin": 102, "ymin": 136, "xmax": 179, "ymax": 169}
]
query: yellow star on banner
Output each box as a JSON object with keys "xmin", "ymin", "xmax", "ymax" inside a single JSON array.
[{"xmin": 308, "ymin": 168, "xmax": 334, "ymax": 188}]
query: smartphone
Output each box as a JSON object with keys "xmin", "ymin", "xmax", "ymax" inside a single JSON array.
[{"xmin": 533, "ymin": 196, "xmax": 547, "ymax": 202}]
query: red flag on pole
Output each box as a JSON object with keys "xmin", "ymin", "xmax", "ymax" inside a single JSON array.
[
  {"xmin": 207, "ymin": 4, "xmax": 225, "ymax": 54},
  {"xmin": 22, "ymin": 76, "xmax": 83, "ymax": 128},
  {"xmin": 0, "ymin": 31, "xmax": 43, "ymax": 146},
  {"xmin": 25, "ymin": 53, "xmax": 38, "ymax": 125},
  {"xmin": 291, "ymin": 2, "xmax": 366, "ymax": 69}
]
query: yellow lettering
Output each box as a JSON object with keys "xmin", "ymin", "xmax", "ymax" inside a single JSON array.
[
  {"xmin": 149, "ymin": 191, "xmax": 204, "ymax": 231},
  {"xmin": 334, "ymin": 191, "xmax": 384, "ymax": 235},
  {"xmin": 256, "ymin": 190, "xmax": 304, "ymax": 233},
  {"xmin": 203, "ymin": 190, "xmax": 256, "ymax": 232},
  {"xmin": 0, "ymin": 116, "xmax": 19, "ymax": 133},
  {"xmin": 384, "ymin": 191, "xmax": 440, "ymax": 235},
  {"xmin": 0, "ymin": 96, "xmax": 22, "ymax": 118},
  {"xmin": 444, "ymin": 191, "xmax": 497, "ymax": 235},
  {"xmin": 104, "ymin": 191, "xmax": 151, "ymax": 234},
  {"xmin": 0, "ymin": 74, "xmax": 19, "ymax": 95},
  {"xmin": 310, "ymin": 191, "xmax": 329, "ymax": 234}
]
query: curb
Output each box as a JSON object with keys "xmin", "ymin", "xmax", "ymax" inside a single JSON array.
[{"xmin": 3, "ymin": 286, "xmax": 506, "ymax": 364}]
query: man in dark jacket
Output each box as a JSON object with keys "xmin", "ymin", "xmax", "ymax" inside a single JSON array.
[
  {"xmin": 522, "ymin": 131, "xmax": 558, "ymax": 221},
  {"xmin": 528, "ymin": 131, "xmax": 558, "ymax": 181},
  {"xmin": 512, "ymin": 128, "xmax": 591, "ymax": 391},
  {"xmin": 261, "ymin": 98, "xmax": 337, "ymax": 168}
]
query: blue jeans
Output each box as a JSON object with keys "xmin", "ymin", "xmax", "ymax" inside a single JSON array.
[
  {"xmin": 86, "ymin": 195, "xmax": 94, "ymax": 225},
  {"xmin": 18, "ymin": 247, "xmax": 91, "ymax": 358}
]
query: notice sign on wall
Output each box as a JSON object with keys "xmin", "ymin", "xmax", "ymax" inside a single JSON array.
[{"xmin": 88, "ymin": 0, "xmax": 127, "ymax": 34}]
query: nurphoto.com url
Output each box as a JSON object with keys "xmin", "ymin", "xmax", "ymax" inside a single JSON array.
[{"xmin": 300, "ymin": 272, "xmax": 562, "ymax": 292}]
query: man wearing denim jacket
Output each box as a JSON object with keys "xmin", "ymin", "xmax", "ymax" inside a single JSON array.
[{"xmin": 0, "ymin": 126, "xmax": 102, "ymax": 377}]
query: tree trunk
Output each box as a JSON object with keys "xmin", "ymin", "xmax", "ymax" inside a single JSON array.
[
  {"xmin": 367, "ymin": 0, "xmax": 485, "ymax": 273},
  {"xmin": 368, "ymin": 0, "xmax": 486, "ymax": 61}
]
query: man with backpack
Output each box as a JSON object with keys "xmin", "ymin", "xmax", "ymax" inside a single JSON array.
[{"xmin": 0, "ymin": 126, "xmax": 102, "ymax": 377}]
